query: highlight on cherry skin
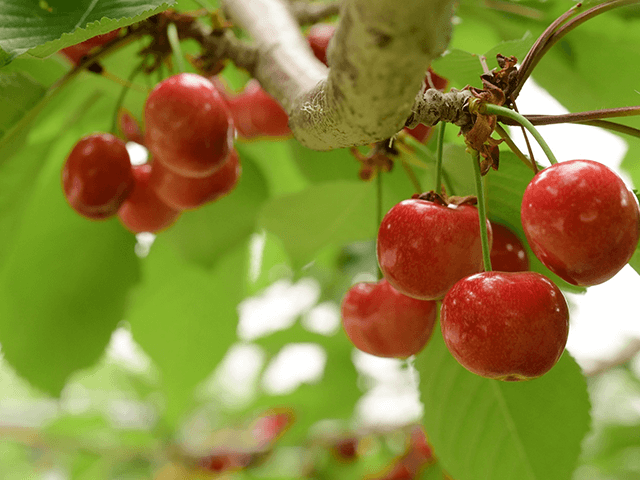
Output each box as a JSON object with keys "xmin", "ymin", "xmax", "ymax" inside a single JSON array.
[
  {"xmin": 440, "ymin": 271, "xmax": 569, "ymax": 381},
  {"xmin": 62, "ymin": 133, "xmax": 134, "ymax": 220},
  {"xmin": 150, "ymin": 149, "xmax": 241, "ymax": 211},
  {"xmin": 521, "ymin": 159, "xmax": 640, "ymax": 286},
  {"xmin": 376, "ymin": 197, "xmax": 492, "ymax": 300},
  {"xmin": 144, "ymin": 72, "xmax": 235, "ymax": 177},
  {"xmin": 340, "ymin": 278, "xmax": 437, "ymax": 358}
]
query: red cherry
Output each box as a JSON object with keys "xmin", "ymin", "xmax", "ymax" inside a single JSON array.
[
  {"xmin": 333, "ymin": 438, "xmax": 358, "ymax": 461},
  {"xmin": 221, "ymin": 79, "xmax": 290, "ymax": 139},
  {"xmin": 117, "ymin": 164, "xmax": 180, "ymax": 233},
  {"xmin": 341, "ymin": 279, "xmax": 437, "ymax": 358},
  {"xmin": 489, "ymin": 222, "xmax": 529, "ymax": 272},
  {"xmin": 144, "ymin": 73, "xmax": 234, "ymax": 177},
  {"xmin": 62, "ymin": 133, "xmax": 134, "ymax": 220},
  {"xmin": 118, "ymin": 109, "xmax": 144, "ymax": 145},
  {"xmin": 377, "ymin": 198, "xmax": 492, "ymax": 300},
  {"xmin": 59, "ymin": 29, "xmax": 121, "ymax": 65},
  {"xmin": 441, "ymin": 271, "xmax": 569, "ymax": 381},
  {"xmin": 307, "ymin": 23, "xmax": 335, "ymax": 65},
  {"xmin": 521, "ymin": 159, "xmax": 640, "ymax": 286},
  {"xmin": 150, "ymin": 149, "xmax": 241, "ymax": 211},
  {"xmin": 252, "ymin": 411, "xmax": 293, "ymax": 449}
]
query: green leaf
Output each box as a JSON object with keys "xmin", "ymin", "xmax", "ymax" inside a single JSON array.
[
  {"xmin": 259, "ymin": 181, "xmax": 377, "ymax": 267},
  {"xmin": 0, "ymin": 0, "xmax": 174, "ymax": 64},
  {"xmin": 162, "ymin": 155, "xmax": 269, "ymax": 269},
  {"xmin": 127, "ymin": 240, "xmax": 247, "ymax": 426},
  {"xmin": 416, "ymin": 329, "xmax": 591, "ymax": 480},
  {"xmin": 432, "ymin": 33, "xmax": 535, "ymax": 90},
  {"xmin": 236, "ymin": 140, "xmax": 308, "ymax": 196},
  {"xmin": 290, "ymin": 141, "xmax": 359, "ymax": 183},
  {"xmin": 0, "ymin": 71, "xmax": 47, "ymax": 138},
  {"xmin": 0, "ymin": 151, "xmax": 140, "ymax": 396},
  {"xmin": 0, "ymin": 71, "xmax": 47, "ymax": 158},
  {"xmin": 629, "ymin": 245, "xmax": 640, "ymax": 277}
]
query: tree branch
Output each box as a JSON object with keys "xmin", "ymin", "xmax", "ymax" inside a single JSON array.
[{"xmin": 221, "ymin": 0, "xmax": 458, "ymax": 150}]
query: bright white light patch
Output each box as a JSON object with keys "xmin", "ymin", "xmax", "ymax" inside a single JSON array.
[
  {"xmin": 237, "ymin": 278, "xmax": 321, "ymax": 341},
  {"xmin": 262, "ymin": 343, "xmax": 326, "ymax": 395}
]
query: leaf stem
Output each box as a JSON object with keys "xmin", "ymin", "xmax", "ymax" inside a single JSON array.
[
  {"xmin": 481, "ymin": 103, "xmax": 558, "ymax": 165},
  {"xmin": 472, "ymin": 150, "xmax": 492, "ymax": 272},
  {"xmin": 435, "ymin": 122, "xmax": 445, "ymax": 193},
  {"xmin": 167, "ymin": 23, "xmax": 186, "ymax": 73}
]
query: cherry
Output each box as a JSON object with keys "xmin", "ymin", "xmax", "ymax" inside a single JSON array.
[
  {"xmin": 150, "ymin": 149, "xmax": 241, "ymax": 211},
  {"xmin": 219, "ymin": 79, "xmax": 290, "ymax": 139},
  {"xmin": 252, "ymin": 411, "xmax": 293, "ymax": 449},
  {"xmin": 340, "ymin": 278, "xmax": 437, "ymax": 358},
  {"xmin": 521, "ymin": 159, "xmax": 640, "ymax": 286},
  {"xmin": 377, "ymin": 197, "xmax": 492, "ymax": 300},
  {"xmin": 489, "ymin": 222, "xmax": 529, "ymax": 272},
  {"xmin": 117, "ymin": 164, "xmax": 181, "ymax": 233},
  {"xmin": 144, "ymin": 73, "xmax": 234, "ymax": 177},
  {"xmin": 61, "ymin": 133, "xmax": 134, "ymax": 220},
  {"xmin": 333, "ymin": 438, "xmax": 358, "ymax": 461},
  {"xmin": 59, "ymin": 29, "xmax": 121, "ymax": 65},
  {"xmin": 307, "ymin": 23, "xmax": 335, "ymax": 65},
  {"xmin": 441, "ymin": 271, "xmax": 569, "ymax": 381},
  {"xmin": 118, "ymin": 109, "xmax": 144, "ymax": 145}
]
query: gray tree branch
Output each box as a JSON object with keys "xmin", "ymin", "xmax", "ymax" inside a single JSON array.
[{"xmin": 221, "ymin": 0, "xmax": 459, "ymax": 150}]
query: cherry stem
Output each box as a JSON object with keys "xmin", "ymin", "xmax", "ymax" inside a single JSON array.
[
  {"xmin": 110, "ymin": 63, "xmax": 145, "ymax": 134},
  {"xmin": 167, "ymin": 23, "xmax": 186, "ymax": 73},
  {"xmin": 400, "ymin": 160, "xmax": 423, "ymax": 194},
  {"xmin": 515, "ymin": 0, "xmax": 640, "ymax": 99},
  {"xmin": 471, "ymin": 150, "xmax": 492, "ymax": 272},
  {"xmin": 435, "ymin": 122, "xmax": 445, "ymax": 193},
  {"xmin": 494, "ymin": 124, "xmax": 537, "ymax": 173},
  {"xmin": 481, "ymin": 103, "xmax": 558, "ymax": 165}
]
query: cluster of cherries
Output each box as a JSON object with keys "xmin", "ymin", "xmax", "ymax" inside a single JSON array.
[
  {"xmin": 342, "ymin": 160, "xmax": 640, "ymax": 381},
  {"xmin": 60, "ymin": 33, "xmax": 293, "ymax": 232}
]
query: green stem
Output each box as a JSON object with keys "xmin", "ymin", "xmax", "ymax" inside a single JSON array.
[
  {"xmin": 494, "ymin": 124, "xmax": 536, "ymax": 172},
  {"xmin": 435, "ymin": 122, "xmax": 445, "ymax": 193},
  {"xmin": 110, "ymin": 63, "xmax": 145, "ymax": 134},
  {"xmin": 167, "ymin": 23, "xmax": 186, "ymax": 73},
  {"xmin": 482, "ymin": 103, "xmax": 558, "ymax": 165},
  {"xmin": 471, "ymin": 151, "xmax": 492, "ymax": 272}
]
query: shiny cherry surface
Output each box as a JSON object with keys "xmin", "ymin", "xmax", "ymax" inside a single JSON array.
[
  {"xmin": 521, "ymin": 159, "xmax": 640, "ymax": 286},
  {"xmin": 144, "ymin": 73, "xmax": 234, "ymax": 177},
  {"xmin": 62, "ymin": 133, "xmax": 134, "ymax": 220},
  {"xmin": 441, "ymin": 271, "xmax": 569, "ymax": 381},
  {"xmin": 150, "ymin": 149, "xmax": 241, "ymax": 211},
  {"xmin": 341, "ymin": 278, "xmax": 437, "ymax": 358},
  {"xmin": 307, "ymin": 23, "xmax": 335, "ymax": 65},
  {"xmin": 222, "ymin": 79, "xmax": 290, "ymax": 138},
  {"xmin": 377, "ymin": 199, "xmax": 492, "ymax": 300},
  {"xmin": 489, "ymin": 222, "xmax": 529, "ymax": 272},
  {"xmin": 117, "ymin": 164, "xmax": 180, "ymax": 233}
]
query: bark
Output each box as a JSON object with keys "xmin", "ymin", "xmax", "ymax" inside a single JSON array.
[{"xmin": 221, "ymin": 0, "xmax": 459, "ymax": 150}]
